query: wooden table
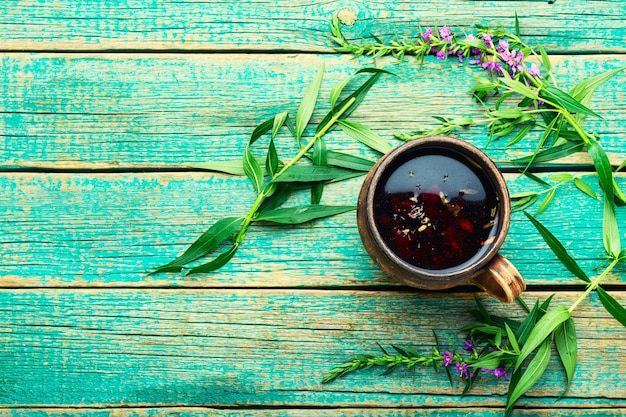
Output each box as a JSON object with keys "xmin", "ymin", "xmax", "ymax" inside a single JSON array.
[{"xmin": 1, "ymin": 1, "xmax": 625, "ymax": 416}]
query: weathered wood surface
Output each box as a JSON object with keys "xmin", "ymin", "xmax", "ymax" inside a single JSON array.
[
  {"xmin": 0, "ymin": 1, "xmax": 624, "ymax": 53},
  {"xmin": 1, "ymin": 172, "xmax": 623, "ymax": 288},
  {"xmin": 1, "ymin": 54, "xmax": 624, "ymax": 169},
  {"xmin": 1, "ymin": 290, "xmax": 625, "ymax": 409},
  {"xmin": 2, "ymin": 0, "xmax": 626, "ymax": 415},
  {"xmin": 3, "ymin": 410, "xmax": 626, "ymax": 417}
]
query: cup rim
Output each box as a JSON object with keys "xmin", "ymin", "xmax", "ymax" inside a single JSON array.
[{"xmin": 361, "ymin": 135, "xmax": 511, "ymax": 284}]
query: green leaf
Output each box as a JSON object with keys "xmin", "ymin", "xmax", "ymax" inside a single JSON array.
[
  {"xmin": 573, "ymin": 177, "xmax": 598, "ymax": 200},
  {"xmin": 311, "ymin": 138, "xmax": 328, "ymax": 205},
  {"xmin": 514, "ymin": 12, "xmax": 521, "ymax": 36},
  {"xmin": 243, "ymin": 145, "xmax": 264, "ymax": 193},
  {"xmin": 316, "ymin": 68, "xmax": 392, "ymax": 135},
  {"xmin": 325, "ymin": 151, "xmax": 375, "ymax": 171},
  {"xmin": 330, "ymin": 74, "xmax": 355, "ymax": 109},
  {"xmin": 506, "ymin": 339, "xmax": 552, "ymax": 415},
  {"xmin": 522, "ymin": 172, "xmax": 550, "ymax": 187},
  {"xmin": 185, "ymin": 244, "xmax": 239, "ymax": 275},
  {"xmin": 524, "ymin": 212, "xmax": 591, "ymax": 283},
  {"xmin": 489, "ymin": 108, "xmax": 525, "ymax": 119},
  {"xmin": 534, "ymin": 188, "xmax": 556, "ymax": 216},
  {"xmin": 499, "ymin": 77, "xmax": 538, "ymax": 100},
  {"xmin": 511, "ymin": 194, "xmax": 538, "ymax": 212},
  {"xmin": 548, "ymin": 173, "xmax": 574, "ymax": 183},
  {"xmin": 540, "ymin": 85, "xmax": 602, "ymax": 118},
  {"xmin": 569, "ymin": 67, "xmax": 625, "ymax": 108},
  {"xmin": 506, "ymin": 124, "xmax": 533, "ymax": 146},
  {"xmin": 537, "ymin": 44, "xmax": 551, "ymax": 73},
  {"xmin": 250, "ymin": 117, "xmax": 275, "ymax": 144},
  {"xmin": 151, "ymin": 217, "xmax": 244, "ymax": 274},
  {"xmin": 511, "ymin": 141, "xmax": 585, "ymax": 164},
  {"xmin": 505, "ymin": 322, "xmax": 521, "ymax": 354},
  {"xmin": 254, "ymin": 204, "xmax": 356, "ymax": 224},
  {"xmin": 555, "ymin": 318, "xmax": 577, "ymax": 390},
  {"xmin": 338, "ymin": 119, "xmax": 392, "ymax": 154},
  {"xmin": 257, "ymin": 183, "xmax": 294, "ymax": 214},
  {"xmin": 266, "ymin": 111, "xmax": 289, "ymax": 177},
  {"xmin": 515, "ymin": 306, "xmax": 570, "ymax": 371},
  {"xmin": 191, "ymin": 160, "xmax": 255, "ymax": 176},
  {"xmin": 597, "ymin": 286, "xmax": 626, "ymax": 327},
  {"xmin": 515, "ymin": 300, "xmax": 539, "ymax": 348},
  {"xmin": 275, "ymin": 165, "xmax": 361, "ymax": 183},
  {"xmin": 522, "ymin": 116, "xmax": 559, "ymax": 173},
  {"xmin": 295, "ymin": 63, "xmax": 325, "ymax": 142},
  {"xmin": 588, "ymin": 139, "xmax": 621, "ymax": 256}
]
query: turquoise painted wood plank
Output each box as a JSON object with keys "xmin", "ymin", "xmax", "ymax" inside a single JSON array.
[
  {"xmin": 0, "ymin": 290, "xmax": 624, "ymax": 408},
  {"xmin": 0, "ymin": 172, "xmax": 624, "ymax": 288},
  {"xmin": 2, "ymin": 408, "xmax": 626, "ymax": 417},
  {"xmin": 1, "ymin": 54, "xmax": 624, "ymax": 169},
  {"xmin": 0, "ymin": 1, "xmax": 624, "ymax": 53}
]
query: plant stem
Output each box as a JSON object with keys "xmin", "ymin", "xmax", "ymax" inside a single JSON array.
[
  {"xmin": 234, "ymin": 97, "xmax": 357, "ymax": 244},
  {"xmin": 568, "ymin": 257, "xmax": 620, "ymax": 313}
]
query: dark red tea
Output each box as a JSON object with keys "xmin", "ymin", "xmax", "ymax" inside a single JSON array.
[{"xmin": 373, "ymin": 149, "xmax": 500, "ymax": 271}]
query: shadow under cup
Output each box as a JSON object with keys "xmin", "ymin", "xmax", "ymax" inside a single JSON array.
[{"xmin": 357, "ymin": 136, "xmax": 526, "ymax": 303}]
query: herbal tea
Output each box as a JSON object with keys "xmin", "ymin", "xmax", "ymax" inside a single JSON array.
[{"xmin": 373, "ymin": 150, "xmax": 500, "ymax": 271}]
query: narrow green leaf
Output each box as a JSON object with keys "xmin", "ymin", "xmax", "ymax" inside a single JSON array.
[
  {"xmin": 537, "ymin": 44, "xmax": 551, "ymax": 73},
  {"xmin": 257, "ymin": 183, "xmax": 294, "ymax": 214},
  {"xmin": 505, "ymin": 367, "xmax": 523, "ymax": 417},
  {"xmin": 250, "ymin": 117, "xmax": 275, "ymax": 144},
  {"xmin": 475, "ymin": 297, "xmax": 492, "ymax": 325},
  {"xmin": 548, "ymin": 173, "xmax": 574, "ymax": 183},
  {"xmin": 499, "ymin": 77, "xmax": 538, "ymax": 100},
  {"xmin": 243, "ymin": 145, "xmax": 264, "ymax": 193},
  {"xmin": 311, "ymin": 138, "xmax": 328, "ymax": 205},
  {"xmin": 151, "ymin": 217, "xmax": 244, "ymax": 274},
  {"xmin": 254, "ymin": 204, "xmax": 356, "ymax": 224},
  {"xmin": 597, "ymin": 286, "xmax": 626, "ymax": 327},
  {"xmin": 514, "ymin": 12, "xmax": 521, "ymax": 36},
  {"xmin": 555, "ymin": 318, "xmax": 577, "ymax": 390},
  {"xmin": 540, "ymin": 85, "xmax": 602, "ymax": 118},
  {"xmin": 330, "ymin": 74, "xmax": 355, "ymax": 109},
  {"xmin": 316, "ymin": 69, "xmax": 392, "ymax": 135},
  {"xmin": 617, "ymin": 159, "xmax": 626, "ymax": 172},
  {"xmin": 295, "ymin": 63, "xmax": 325, "ymax": 142},
  {"xmin": 522, "ymin": 171, "xmax": 550, "ymax": 186},
  {"xmin": 588, "ymin": 139, "xmax": 621, "ymax": 256},
  {"xmin": 538, "ymin": 294, "xmax": 555, "ymax": 315},
  {"xmin": 275, "ymin": 165, "xmax": 360, "ymax": 183},
  {"xmin": 569, "ymin": 67, "xmax": 625, "ymax": 107},
  {"xmin": 505, "ymin": 323, "xmax": 521, "ymax": 355},
  {"xmin": 190, "ymin": 160, "xmax": 250, "ymax": 176},
  {"xmin": 524, "ymin": 212, "xmax": 591, "ymax": 283},
  {"xmin": 515, "ymin": 300, "xmax": 539, "ymax": 348},
  {"xmin": 534, "ymin": 188, "xmax": 556, "ymax": 216},
  {"xmin": 507, "ymin": 339, "xmax": 552, "ymax": 414},
  {"xmin": 506, "ymin": 124, "xmax": 533, "ymax": 146},
  {"xmin": 325, "ymin": 151, "xmax": 375, "ymax": 171},
  {"xmin": 185, "ymin": 244, "xmax": 239, "ymax": 275},
  {"xmin": 489, "ymin": 108, "xmax": 525, "ymax": 119},
  {"xmin": 511, "ymin": 194, "xmax": 538, "ymax": 212},
  {"xmin": 338, "ymin": 119, "xmax": 392, "ymax": 154},
  {"xmin": 574, "ymin": 177, "xmax": 598, "ymax": 200},
  {"xmin": 515, "ymin": 306, "xmax": 569, "ymax": 371},
  {"xmin": 512, "ymin": 141, "xmax": 584, "ymax": 164},
  {"xmin": 522, "ymin": 116, "xmax": 559, "ymax": 173}
]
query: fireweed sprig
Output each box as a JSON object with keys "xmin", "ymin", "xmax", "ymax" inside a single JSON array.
[{"xmin": 325, "ymin": 14, "xmax": 626, "ymax": 416}]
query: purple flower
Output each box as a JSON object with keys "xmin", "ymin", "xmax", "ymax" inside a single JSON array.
[
  {"xmin": 463, "ymin": 340, "xmax": 475, "ymax": 351},
  {"xmin": 442, "ymin": 351, "xmax": 454, "ymax": 366},
  {"xmin": 497, "ymin": 39, "xmax": 509, "ymax": 52},
  {"xmin": 500, "ymin": 49, "xmax": 524, "ymax": 74},
  {"xmin": 527, "ymin": 62, "xmax": 541, "ymax": 77},
  {"xmin": 482, "ymin": 33, "xmax": 494, "ymax": 48},
  {"xmin": 482, "ymin": 60, "xmax": 503, "ymax": 75},
  {"xmin": 422, "ymin": 27, "xmax": 433, "ymax": 43},
  {"xmin": 439, "ymin": 26, "xmax": 453, "ymax": 42},
  {"xmin": 493, "ymin": 367, "xmax": 509, "ymax": 379},
  {"xmin": 436, "ymin": 50, "xmax": 447, "ymax": 60},
  {"xmin": 455, "ymin": 362, "xmax": 470, "ymax": 379}
]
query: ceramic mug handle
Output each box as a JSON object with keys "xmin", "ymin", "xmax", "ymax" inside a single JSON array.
[{"xmin": 471, "ymin": 254, "xmax": 526, "ymax": 303}]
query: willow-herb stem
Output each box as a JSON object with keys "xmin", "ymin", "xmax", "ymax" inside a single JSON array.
[
  {"xmin": 234, "ymin": 97, "xmax": 357, "ymax": 244},
  {"xmin": 568, "ymin": 257, "xmax": 620, "ymax": 313}
]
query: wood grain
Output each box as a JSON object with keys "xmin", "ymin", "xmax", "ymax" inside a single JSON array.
[
  {"xmin": 1, "ymin": 53, "xmax": 624, "ymax": 170},
  {"xmin": 0, "ymin": 171, "xmax": 623, "ymax": 288},
  {"xmin": 2, "ymin": 408, "xmax": 626, "ymax": 417},
  {"xmin": 0, "ymin": 290, "xmax": 624, "ymax": 408},
  {"xmin": 0, "ymin": 1, "xmax": 624, "ymax": 52}
]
